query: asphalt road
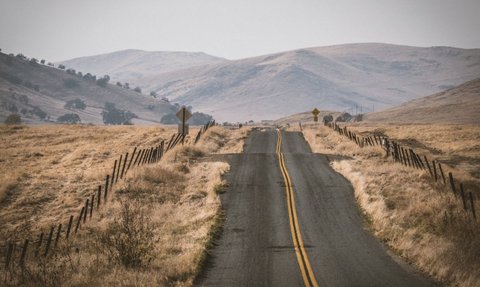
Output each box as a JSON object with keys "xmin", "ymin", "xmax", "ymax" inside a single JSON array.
[{"xmin": 196, "ymin": 129, "xmax": 437, "ymax": 287}]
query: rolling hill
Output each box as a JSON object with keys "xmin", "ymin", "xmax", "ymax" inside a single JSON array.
[
  {"xmin": 58, "ymin": 49, "xmax": 226, "ymax": 89},
  {"xmin": 363, "ymin": 78, "xmax": 480, "ymax": 124},
  {"xmin": 142, "ymin": 44, "xmax": 480, "ymax": 122},
  {"xmin": 61, "ymin": 43, "xmax": 478, "ymax": 122},
  {"xmin": 0, "ymin": 52, "xmax": 178, "ymax": 124}
]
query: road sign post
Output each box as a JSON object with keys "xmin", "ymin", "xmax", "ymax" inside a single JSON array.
[
  {"xmin": 312, "ymin": 108, "xmax": 320, "ymax": 122},
  {"xmin": 176, "ymin": 106, "xmax": 192, "ymax": 144}
]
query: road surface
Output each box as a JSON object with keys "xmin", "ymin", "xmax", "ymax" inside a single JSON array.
[{"xmin": 196, "ymin": 129, "xmax": 437, "ymax": 287}]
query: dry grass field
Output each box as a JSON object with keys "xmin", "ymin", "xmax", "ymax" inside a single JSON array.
[
  {"xmin": 301, "ymin": 123, "xmax": 480, "ymax": 287},
  {"xmin": 0, "ymin": 124, "xmax": 249, "ymax": 286}
]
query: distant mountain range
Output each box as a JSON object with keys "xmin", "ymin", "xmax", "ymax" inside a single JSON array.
[
  {"xmin": 0, "ymin": 52, "xmax": 178, "ymax": 124},
  {"xmin": 59, "ymin": 43, "xmax": 480, "ymax": 122},
  {"xmin": 59, "ymin": 49, "xmax": 225, "ymax": 88}
]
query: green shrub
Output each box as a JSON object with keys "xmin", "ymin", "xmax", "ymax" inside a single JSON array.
[
  {"xmin": 4, "ymin": 114, "xmax": 21, "ymax": 125},
  {"xmin": 97, "ymin": 200, "xmax": 157, "ymax": 268}
]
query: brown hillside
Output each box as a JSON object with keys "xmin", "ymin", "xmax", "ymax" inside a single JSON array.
[
  {"xmin": 364, "ymin": 78, "xmax": 480, "ymax": 124},
  {"xmin": 0, "ymin": 52, "xmax": 177, "ymax": 124}
]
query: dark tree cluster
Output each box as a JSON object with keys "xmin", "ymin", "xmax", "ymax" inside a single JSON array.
[
  {"xmin": 96, "ymin": 75, "xmax": 110, "ymax": 87},
  {"xmin": 57, "ymin": 113, "xmax": 81, "ymax": 124},
  {"xmin": 101, "ymin": 102, "xmax": 137, "ymax": 125},
  {"xmin": 64, "ymin": 98, "xmax": 86, "ymax": 110},
  {"xmin": 4, "ymin": 114, "xmax": 21, "ymax": 125}
]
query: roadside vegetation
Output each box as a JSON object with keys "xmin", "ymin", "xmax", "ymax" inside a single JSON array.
[
  {"xmin": 301, "ymin": 123, "xmax": 480, "ymax": 287},
  {"xmin": 0, "ymin": 124, "xmax": 248, "ymax": 286}
]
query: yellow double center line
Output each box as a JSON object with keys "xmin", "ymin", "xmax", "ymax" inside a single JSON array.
[{"xmin": 276, "ymin": 130, "xmax": 319, "ymax": 287}]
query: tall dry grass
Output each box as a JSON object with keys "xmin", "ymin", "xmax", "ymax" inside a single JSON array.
[
  {"xmin": 302, "ymin": 124, "xmax": 480, "ymax": 287},
  {"xmin": 1, "ymin": 125, "xmax": 247, "ymax": 286}
]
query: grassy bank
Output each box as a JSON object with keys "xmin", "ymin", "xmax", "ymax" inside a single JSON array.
[
  {"xmin": 1, "ymin": 125, "xmax": 248, "ymax": 286},
  {"xmin": 302, "ymin": 124, "xmax": 480, "ymax": 287}
]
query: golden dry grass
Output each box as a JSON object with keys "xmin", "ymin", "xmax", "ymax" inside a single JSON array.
[
  {"xmin": 0, "ymin": 124, "xmax": 248, "ymax": 286},
  {"xmin": 302, "ymin": 123, "xmax": 480, "ymax": 287}
]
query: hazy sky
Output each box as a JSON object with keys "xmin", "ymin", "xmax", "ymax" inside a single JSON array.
[{"xmin": 1, "ymin": 0, "xmax": 479, "ymax": 61}]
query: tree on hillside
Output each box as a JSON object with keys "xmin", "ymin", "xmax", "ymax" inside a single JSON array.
[
  {"xmin": 150, "ymin": 91, "xmax": 157, "ymax": 98},
  {"xmin": 32, "ymin": 106, "xmax": 47, "ymax": 120},
  {"xmin": 116, "ymin": 81, "xmax": 122, "ymax": 87},
  {"xmin": 96, "ymin": 75, "xmax": 110, "ymax": 87},
  {"xmin": 58, "ymin": 64, "xmax": 66, "ymax": 70},
  {"xmin": 5, "ymin": 114, "xmax": 21, "ymax": 125},
  {"xmin": 29, "ymin": 58, "xmax": 38, "ymax": 65},
  {"xmin": 134, "ymin": 86, "xmax": 142, "ymax": 93},
  {"xmin": 16, "ymin": 53, "xmax": 26, "ymax": 60},
  {"xmin": 57, "ymin": 113, "xmax": 81, "ymax": 124},
  {"xmin": 101, "ymin": 102, "xmax": 137, "ymax": 125},
  {"xmin": 64, "ymin": 98, "xmax": 86, "ymax": 110},
  {"xmin": 160, "ymin": 113, "xmax": 179, "ymax": 124},
  {"xmin": 123, "ymin": 83, "xmax": 130, "ymax": 89},
  {"xmin": 189, "ymin": 112, "xmax": 213, "ymax": 125}
]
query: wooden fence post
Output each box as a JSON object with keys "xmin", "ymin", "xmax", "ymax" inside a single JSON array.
[
  {"xmin": 438, "ymin": 163, "xmax": 446, "ymax": 185},
  {"xmin": 120, "ymin": 152, "xmax": 128, "ymax": 179},
  {"xmin": 111, "ymin": 160, "xmax": 117, "ymax": 187},
  {"xmin": 116, "ymin": 155, "xmax": 122, "ymax": 183},
  {"xmin": 75, "ymin": 207, "xmax": 84, "ymax": 234},
  {"xmin": 44, "ymin": 226, "xmax": 54, "ymax": 256},
  {"xmin": 448, "ymin": 172, "xmax": 457, "ymax": 195},
  {"xmin": 133, "ymin": 149, "xmax": 143, "ymax": 166},
  {"xmin": 166, "ymin": 134, "xmax": 176, "ymax": 150},
  {"xmin": 90, "ymin": 194, "xmax": 94, "ymax": 218},
  {"xmin": 66, "ymin": 215, "xmax": 73, "ymax": 239},
  {"xmin": 126, "ymin": 147, "xmax": 137, "ymax": 172},
  {"xmin": 136, "ymin": 149, "xmax": 145, "ymax": 166},
  {"xmin": 54, "ymin": 224, "xmax": 62, "ymax": 249},
  {"xmin": 105, "ymin": 175, "xmax": 110, "ymax": 200},
  {"xmin": 97, "ymin": 185, "xmax": 101, "ymax": 208}
]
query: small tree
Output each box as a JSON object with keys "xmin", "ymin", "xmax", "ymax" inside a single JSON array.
[
  {"xmin": 149, "ymin": 91, "xmax": 157, "ymax": 98},
  {"xmin": 40, "ymin": 59, "xmax": 45, "ymax": 64},
  {"xmin": 160, "ymin": 113, "xmax": 179, "ymax": 124},
  {"xmin": 64, "ymin": 98, "xmax": 86, "ymax": 110},
  {"xmin": 102, "ymin": 102, "xmax": 137, "ymax": 125},
  {"xmin": 57, "ymin": 113, "xmax": 81, "ymax": 124},
  {"xmin": 96, "ymin": 75, "xmax": 110, "ymax": 87},
  {"xmin": 5, "ymin": 114, "xmax": 21, "ymax": 125},
  {"xmin": 58, "ymin": 64, "xmax": 66, "ymax": 70},
  {"xmin": 116, "ymin": 81, "xmax": 122, "ymax": 87},
  {"xmin": 133, "ymin": 86, "xmax": 142, "ymax": 93}
]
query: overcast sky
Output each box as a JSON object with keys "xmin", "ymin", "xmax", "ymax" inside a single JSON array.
[{"xmin": 1, "ymin": 0, "xmax": 479, "ymax": 62}]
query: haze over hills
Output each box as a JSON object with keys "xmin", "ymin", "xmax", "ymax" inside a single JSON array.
[
  {"xmin": 59, "ymin": 49, "xmax": 226, "ymax": 89},
  {"xmin": 364, "ymin": 78, "xmax": 480, "ymax": 124},
  {"xmin": 0, "ymin": 52, "xmax": 178, "ymax": 124},
  {"xmin": 61, "ymin": 43, "xmax": 480, "ymax": 122}
]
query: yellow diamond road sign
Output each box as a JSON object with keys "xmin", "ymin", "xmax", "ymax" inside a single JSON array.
[
  {"xmin": 176, "ymin": 106, "xmax": 192, "ymax": 122},
  {"xmin": 312, "ymin": 108, "xmax": 320, "ymax": 116}
]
